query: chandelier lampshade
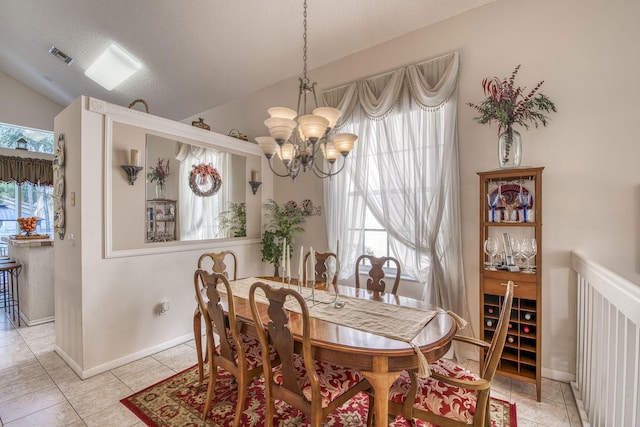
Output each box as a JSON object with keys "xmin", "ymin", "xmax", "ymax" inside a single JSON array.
[{"xmin": 255, "ymin": 0, "xmax": 357, "ymax": 180}]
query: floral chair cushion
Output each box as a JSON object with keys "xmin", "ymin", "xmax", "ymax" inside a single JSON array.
[
  {"xmin": 388, "ymin": 359, "xmax": 480, "ymax": 424},
  {"xmin": 272, "ymin": 353, "xmax": 364, "ymax": 407},
  {"xmin": 216, "ymin": 331, "xmax": 277, "ymax": 370}
]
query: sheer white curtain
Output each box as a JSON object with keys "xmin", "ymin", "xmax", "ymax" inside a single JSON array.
[
  {"xmin": 176, "ymin": 143, "xmax": 230, "ymax": 240},
  {"xmin": 323, "ymin": 52, "xmax": 472, "ymax": 359}
]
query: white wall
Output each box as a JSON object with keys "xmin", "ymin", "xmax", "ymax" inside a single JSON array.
[
  {"xmin": 194, "ymin": 0, "xmax": 640, "ymax": 378},
  {"xmin": 0, "ymin": 70, "xmax": 63, "ymax": 130}
]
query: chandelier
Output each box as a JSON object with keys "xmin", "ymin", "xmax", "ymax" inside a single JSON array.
[{"xmin": 256, "ymin": 0, "xmax": 357, "ymax": 181}]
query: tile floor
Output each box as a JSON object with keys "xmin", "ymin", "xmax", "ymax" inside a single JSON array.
[{"xmin": 0, "ymin": 314, "xmax": 583, "ymax": 426}]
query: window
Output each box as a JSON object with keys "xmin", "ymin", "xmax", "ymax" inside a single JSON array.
[{"xmin": 0, "ymin": 122, "xmax": 54, "ymax": 238}]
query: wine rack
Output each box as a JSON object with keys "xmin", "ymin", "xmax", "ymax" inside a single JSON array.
[{"xmin": 478, "ymin": 167, "xmax": 543, "ymax": 402}]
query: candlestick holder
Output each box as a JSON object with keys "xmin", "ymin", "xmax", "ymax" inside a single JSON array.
[
  {"xmin": 121, "ymin": 165, "xmax": 143, "ymax": 185},
  {"xmin": 249, "ymin": 180, "xmax": 262, "ymax": 195}
]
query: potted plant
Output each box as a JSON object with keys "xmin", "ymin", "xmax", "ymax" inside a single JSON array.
[
  {"xmin": 218, "ymin": 202, "xmax": 246, "ymax": 238},
  {"xmin": 261, "ymin": 200, "xmax": 306, "ymax": 276},
  {"xmin": 467, "ymin": 65, "xmax": 557, "ymax": 168}
]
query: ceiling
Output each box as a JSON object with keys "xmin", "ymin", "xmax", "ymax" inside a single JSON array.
[{"xmin": 0, "ymin": 0, "xmax": 492, "ymax": 121}]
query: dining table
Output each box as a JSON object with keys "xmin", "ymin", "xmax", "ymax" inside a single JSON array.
[{"xmin": 223, "ymin": 276, "xmax": 457, "ymax": 427}]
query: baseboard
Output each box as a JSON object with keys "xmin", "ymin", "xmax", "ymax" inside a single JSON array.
[
  {"xmin": 570, "ymin": 381, "xmax": 591, "ymax": 427},
  {"xmin": 541, "ymin": 367, "xmax": 575, "ymax": 383},
  {"xmin": 20, "ymin": 311, "xmax": 54, "ymax": 327},
  {"xmin": 55, "ymin": 332, "xmax": 194, "ymax": 379}
]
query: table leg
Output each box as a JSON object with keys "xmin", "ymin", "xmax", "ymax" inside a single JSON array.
[{"xmin": 361, "ymin": 356, "xmax": 401, "ymax": 427}]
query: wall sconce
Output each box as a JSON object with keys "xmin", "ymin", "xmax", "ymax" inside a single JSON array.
[
  {"xmin": 249, "ymin": 170, "xmax": 262, "ymax": 195},
  {"xmin": 122, "ymin": 149, "xmax": 143, "ymax": 185}
]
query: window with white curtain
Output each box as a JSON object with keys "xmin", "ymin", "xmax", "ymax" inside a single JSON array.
[
  {"xmin": 176, "ymin": 143, "xmax": 230, "ymax": 240},
  {"xmin": 322, "ymin": 51, "xmax": 472, "ymax": 360}
]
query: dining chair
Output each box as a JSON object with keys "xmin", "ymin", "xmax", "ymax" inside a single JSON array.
[
  {"xmin": 355, "ymin": 254, "xmax": 401, "ymax": 294},
  {"xmin": 195, "ymin": 270, "xmax": 274, "ymax": 427},
  {"xmin": 194, "ymin": 250, "xmax": 238, "ymax": 384},
  {"xmin": 302, "ymin": 250, "xmax": 338, "ymax": 292},
  {"xmin": 386, "ymin": 281, "xmax": 515, "ymax": 427},
  {"xmin": 248, "ymin": 281, "xmax": 371, "ymax": 427}
]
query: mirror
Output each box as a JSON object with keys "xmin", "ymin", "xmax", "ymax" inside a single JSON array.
[{"xmin": 145, "ymin": 135, "xmax": 246, "ymax": 242}]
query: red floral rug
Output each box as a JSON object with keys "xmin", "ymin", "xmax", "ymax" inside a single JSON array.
[{"xmin": 121, "ymin": 364, "xmax": 517, "ymax": 426}]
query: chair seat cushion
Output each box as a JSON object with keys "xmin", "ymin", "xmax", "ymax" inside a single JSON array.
[
  {"xmin": 272, "ymin": 353, "xmax": 364, "ymax": 407},
  {"xmin": 217, "ymin": 332, "xmax": 277, "ymax": 370},
  {"xmin": 388, "ymin": 359, "xmax": 480, "ymax": 424}
]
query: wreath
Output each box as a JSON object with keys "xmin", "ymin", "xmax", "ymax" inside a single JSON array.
[{"xmin": 189, "ymin": 163, "xmax": 222, "ymax": 197}]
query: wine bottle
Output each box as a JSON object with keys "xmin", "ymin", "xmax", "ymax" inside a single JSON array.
[
  {"xmin": 507, "ymin": 336, "xmax": 515, "ymax": 344},
  {"xmin": 486, "ymin": 320, "xmax": 493, "ymax": 327},
  {"xmin": 487, "ymin": 307, "xmax": 494, "ymax": 314},
  {"xmin": 524, "ymin": 312, "xmax": 533, "ymax": 321},
  {"xmin": 523, "ymin": 326, "xmax": 530, "ymax": 334},
  {"xmin": 508, "ymin": 322, "xmax": 513, "ymax": 329}
]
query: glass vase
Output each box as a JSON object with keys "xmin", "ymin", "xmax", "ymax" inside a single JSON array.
[
  {"xmin": 155, "ymin": 181, "xmax": 167, "ymax": 199},
  {"xmin": 498, "ymin": 127, "xmax": 522, "ymax": 169}
]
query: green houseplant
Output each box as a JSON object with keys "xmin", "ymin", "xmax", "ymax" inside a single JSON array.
[
  {"xmin": 467, "ymin": 65, "xmax": 557, "ymax": 168},
  {"xmin": 218, "ymin": 202, "xmax": 246, "ymax": 238},
  {"xmin": 261, "ymin": 200, "xmax": 306, "ymax": 276}
]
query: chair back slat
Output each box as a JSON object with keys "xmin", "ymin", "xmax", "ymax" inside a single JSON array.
[
  {"xmin": 249, "ymin": 282, "xmax": 317, "ymax": 400},
  {"xmin": 197, "ymin": 250, "xmax": 238, "ymax": 280},
  {"xmin": 194, "ymin": 270, "xmax": 244, "ymax": 369},
  {"xmin": 355, "ymin": 254, "xmax": 401, "ymax": 294},
  {"xmin": 303, "ymin": 251, "xmax": 337, "ymax": 291}
]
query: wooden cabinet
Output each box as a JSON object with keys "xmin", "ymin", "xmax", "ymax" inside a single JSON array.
[
  {"xmin": 478, "ymin": 167, "xmax": 543, "ymax": 401},
  {"xmin": 146, "ymin": 199, "xmax": 177, "ymax": 242}
]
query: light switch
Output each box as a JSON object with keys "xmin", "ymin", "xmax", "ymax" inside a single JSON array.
[{"xmin": 70, "ymin": 192, "xmax": 76, "ymax": 206}]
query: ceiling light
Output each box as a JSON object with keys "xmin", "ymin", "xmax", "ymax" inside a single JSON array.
[
  {"xmin": 256, "ymin": 0, "xmax": 357, "ymax": 181},
  {"xmin": 84, "ymin": 44, "xmax": 141, "ymax": 91}
]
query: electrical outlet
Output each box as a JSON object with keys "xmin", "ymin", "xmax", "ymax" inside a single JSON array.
[{"xmin": 67, "ymin": 233, "xmax": 75, "ymax": 247}]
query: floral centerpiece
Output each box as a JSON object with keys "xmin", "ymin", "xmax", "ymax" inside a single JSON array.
[
  {"xmin": 467, "ymin": 65, "xmax": 557, "ymax": 168},
  {"xmin": 147, "ymin": 158, "xmax": 170, "ymax": 198}
]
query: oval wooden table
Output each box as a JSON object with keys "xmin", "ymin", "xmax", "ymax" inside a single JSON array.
[{"xmin": 227, "ymin": 277, "xmax": 457, "ymax": 427}]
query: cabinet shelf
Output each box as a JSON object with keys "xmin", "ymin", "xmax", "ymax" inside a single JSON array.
[
  {"xmin": 479, "ymin": 167, "xmax": 543, "ymax": 402},
  {"xmin": 146, "ymin": 199, "xmax": 177, "ymax": 242}
]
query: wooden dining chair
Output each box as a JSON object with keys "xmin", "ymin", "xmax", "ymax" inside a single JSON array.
[
  {"xmin": 355, "ymin": 254, "xmax": 401, "ymax": 294},
  {"xmin": 195, "ymin": 270, "xmax": 274, "ymax": 427},
  {"xmin": 194, "ymin": 250, "xmax": 238, "ymax": 384},
  {"xmin": 248, "ymin": 281, "xmax": 371, "ymax": 427},
  {"xmin": 302, "ymin": 250, "xmax": 338, "ymax": 292},
  {"xmin": 386, "ymin": 281, "xmax": 515, "ymax": 427}
]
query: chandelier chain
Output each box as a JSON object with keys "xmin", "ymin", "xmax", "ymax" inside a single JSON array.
[{"xmin": 302, "ymin": 0, "xmax": 308, "ymax": 85}]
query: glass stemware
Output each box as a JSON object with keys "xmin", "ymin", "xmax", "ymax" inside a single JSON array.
[
  {"xmin": 484, "ymin": 237, "xmax": 499, "ymax": 270},
  {"xmin": 518, "ymin": 193, "xmax": 531, "ymax": 222},
  {"xmin": 521, "ymin": 238, "xmax": 537, "ymax": 273},
  {"xmin": 510, "ymin": 238, "xmax": 522, "ymax": 268},
  {"xmin": 487, "ymin": 193, "xmax": 501, "ymax": 222}
]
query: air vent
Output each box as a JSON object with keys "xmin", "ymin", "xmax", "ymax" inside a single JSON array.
[{"xmin": 49, "ymin": 46, "xmax": 73, "ymax": 65}]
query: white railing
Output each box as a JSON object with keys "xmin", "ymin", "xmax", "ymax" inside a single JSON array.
[{"xmin": 571, "ymin": 252, "xmax": 640, "ymax": 427}]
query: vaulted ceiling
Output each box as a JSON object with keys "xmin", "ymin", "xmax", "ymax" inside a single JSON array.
[{"xmin": 0, "ymin": 0, "xmax": 492, "ymax": 120}]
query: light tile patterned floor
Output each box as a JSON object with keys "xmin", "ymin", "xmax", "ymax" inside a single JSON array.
[{"xmin": 0, "ymin": 314, "xmax": 582, "ymax": 426}]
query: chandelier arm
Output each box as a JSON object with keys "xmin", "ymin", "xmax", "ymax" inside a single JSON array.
[
  {"xmin": 266, "ymin": 157, "xmax": 295, "ymax": 178},
  {"xmin": 312, "ymin": 155, "xmax": 347, "ymax": 178}
]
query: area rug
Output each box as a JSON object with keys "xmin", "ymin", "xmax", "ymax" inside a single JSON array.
[{"xmin": 121, "ymin": 364, "xmax": 517, "ymax": 426}]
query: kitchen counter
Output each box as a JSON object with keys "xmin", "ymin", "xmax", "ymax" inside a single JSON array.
[{"xmin": 3, "ymin": 236, "xmax": 54, "ymax": 325}]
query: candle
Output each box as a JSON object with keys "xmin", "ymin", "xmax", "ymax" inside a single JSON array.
[
  {"xmin": 335, "ymin": 239, "xmax": 340, "ymax": 280},
  {"xmin": 251, "ymin": 170, "xmax": 259, "ymax": 182},
  {"xmin": 282, "ymin": 238, "xmax": 286, "ymax": 276},
  {"xmin": 130, "ymin": 149, "xmax": 140, "ymax": 166},
  {"xmin": 286, "ymin": 244, "xmax": 291, "ymax": 280},
  {"xmin": 309, "ymin": 246, "xmax": 315, "ymax": 286},
  {"xmin": 298, "ymin": 246, "xmax": 304, "ymax": 280}
]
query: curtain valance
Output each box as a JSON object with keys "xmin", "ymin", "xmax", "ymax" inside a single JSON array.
[
  {"xmin": 0, "ymin": 155, "xmax": 53, "ymax": 185},
  {"xmin": 323, "ymin": 51, "xmax": 459, "ymax": 125}
]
